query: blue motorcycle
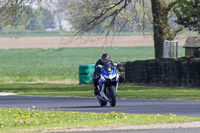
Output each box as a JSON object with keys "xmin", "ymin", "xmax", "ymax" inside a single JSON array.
[{"xmin": 97, "ymin": 63, "xmax": 119, "ymax": 107}]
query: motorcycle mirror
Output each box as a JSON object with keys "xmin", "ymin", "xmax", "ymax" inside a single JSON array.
[{"xmin": 98, "ymin": 65, "xmax": 102, "ymax": 68}]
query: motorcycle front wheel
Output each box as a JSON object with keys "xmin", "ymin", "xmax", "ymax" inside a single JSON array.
[{"xmin": 109, "ymin": 85, "xmax": 116, "ymax": 107}]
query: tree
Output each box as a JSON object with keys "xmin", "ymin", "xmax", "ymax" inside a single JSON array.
[
  {"xmin": 26, "ymin": 8, "xmax": 56, "ymax": 30},
  {"xmin": 0, "ymin": 1, "xmax": 56, "ymax": 32},
  {"xmin": 41, "ymin": 9, "xmax": 56, "ymax": 29},
  {"xmin": 151, "ymin": 0, "xmax": 183, "ymax": 58},
  {"xmin": 0, "ymin": 0, "xmax": 42, "ymax": 29},
  {"xmin": 174, "ymin": 0, "xmax": 200, "ymax": 33},
  {"xmin": 65, "ymin": 0, "xmax": 183, "ymax": 59},
  {"xmin": 64, "ymin": 0, "xmax": 153, "ymax": 33}
]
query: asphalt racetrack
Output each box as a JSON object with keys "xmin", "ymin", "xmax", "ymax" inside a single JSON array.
[{"xmin": 0, "ymin": 96, "xmax": 200, "ymax": 117}]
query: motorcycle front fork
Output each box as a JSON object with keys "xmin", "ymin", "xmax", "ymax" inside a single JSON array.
[
  {"xmin": 116, "ymin": 82, "xmax": 119, "ymax": 94},
  {"xmin": 97, "ymin": 84, "xmax": 109, "ymax": 101}
]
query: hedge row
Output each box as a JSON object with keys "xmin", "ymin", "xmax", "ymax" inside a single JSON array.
[
  {"xmin": 116, "ymin": 62, "xmax": 126, "ymax": 83},
  {"xmin": 118, "ymin": 57, "xmax": 200, "ymax": 87}
]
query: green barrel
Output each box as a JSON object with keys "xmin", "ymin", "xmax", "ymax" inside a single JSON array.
[{"xmin": 79, "ymin": 64, "xmax": 95, "ymax": 84}]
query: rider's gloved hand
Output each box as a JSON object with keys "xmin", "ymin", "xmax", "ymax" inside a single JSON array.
[{"xmin": 95, "ymin": 73, "xmax": 100, "ymax": 79}]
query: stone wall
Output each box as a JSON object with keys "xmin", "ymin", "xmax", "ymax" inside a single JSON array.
[{"xmin": 117, "ymin": 57, "xmax": 200, "ymax": 87}]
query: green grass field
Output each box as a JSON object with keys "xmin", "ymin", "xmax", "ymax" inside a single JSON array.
[
  {"xmin": 1, "ymin": 83, "xmax": 200, "ymax": 100},
  {"xmin": 1, "ymin": 108, "xmax": 200, "ymax": 132},
  {"xmin": 0, "ymin": 47, "xmax": 185, "ymax": 83}
]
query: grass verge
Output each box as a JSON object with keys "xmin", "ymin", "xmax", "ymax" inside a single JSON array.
[
  {"xmin": 0, "ymin": 108, "xmax": 200, "ymax": 132},
  {"xmin": 1, "ymin": 83, "xmax": 200, "ymax": 100}
]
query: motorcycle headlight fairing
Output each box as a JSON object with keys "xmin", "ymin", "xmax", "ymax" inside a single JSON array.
[{"xmin": 104, "ymin": 74, "xmax": 117, "ymax": 79}]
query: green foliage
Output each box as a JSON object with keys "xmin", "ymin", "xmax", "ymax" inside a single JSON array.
[
  {"xmin": 174, "ymin": 0, "xmax": 200, "ymax": 33},
  {"xmin": 0, "ymin": 1, "xmax": 38, "ymax": 30},
  {"xmin": 0, "ymin": 6, "xmax": 56, "ymax": 34},
  {"xmin": 0, "ymin": 30, "xmax": 73, "ymax": 37},
  {"xmin": 1, "ymin": 25, "xmax": 26, "ymax": 35},
  {"xmin": 1, "ymin": 108, "xmax": 199, "ymax": 132},
  {"xmin": 41, "ymin": 9, "xmax": 56, "ymax": 29},
  {"xmin": 26, "ymin": 19, "xmax": 43, "ymax": 31},
  {"xmin": 0, "ymin": 47, "xmax": 185, "ymax": 83},
  {"xmin": 18, "ymin": 8, "xmax": 55, "ymax": 31}
]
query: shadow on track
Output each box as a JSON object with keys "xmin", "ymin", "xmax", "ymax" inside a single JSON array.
[{"xmin": 54, "ymin": 106, "xmax": 111, "ymax": 109}]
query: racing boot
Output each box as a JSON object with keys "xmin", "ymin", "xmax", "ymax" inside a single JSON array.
[{"xmin": 94, "ymin": 86, "xmax": 99, "ymax": 96}]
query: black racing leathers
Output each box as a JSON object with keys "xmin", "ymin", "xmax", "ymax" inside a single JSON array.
[{"xmin": 93, "ymin": 59, "xmax": 114, "ymax": 91}]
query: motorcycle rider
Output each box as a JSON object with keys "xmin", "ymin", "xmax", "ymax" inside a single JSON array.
[{"xmin": 93, "ymin": 53, "xmax": 116, "ymax": 96}]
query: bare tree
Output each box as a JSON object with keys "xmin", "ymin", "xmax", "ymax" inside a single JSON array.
[{"xmin": 66, "ymin": 0, "xmax": 184, "ymax": 59}]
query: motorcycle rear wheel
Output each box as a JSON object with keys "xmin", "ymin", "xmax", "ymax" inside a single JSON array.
[{"xmin": 109, "ymin": 85, "xmax": 116, "ymax": 107}]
